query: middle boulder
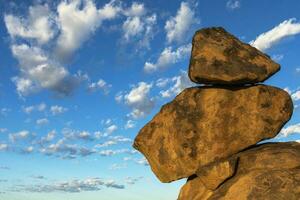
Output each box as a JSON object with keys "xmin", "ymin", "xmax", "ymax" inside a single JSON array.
[{"xmin": 133, "ymin": 85, "xmax": 293, "ymax": 183}]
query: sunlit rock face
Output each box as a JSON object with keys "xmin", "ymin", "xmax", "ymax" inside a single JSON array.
[
  {"xmin": 189, "ymin": 27, "xmax": 280, "ymax": 85},
  {"xmin": 133, "ymin": 26, "xmax": 298, "ymax": 200},
  {"xmin": 134, "ymin": 85, "xmax": 293, "ymax": 183}
]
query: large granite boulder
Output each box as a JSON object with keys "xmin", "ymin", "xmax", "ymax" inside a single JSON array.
[
  {"xmin": 133, "ymin": 85, "xmax": 293, "ymax": 182},
  {"xmin": 178, "ymin": 142, "xmax": 300, "ymax": 200},
  {"xmin": 189, "ymin": 27, "xmax": 280, "ymax": 85}
]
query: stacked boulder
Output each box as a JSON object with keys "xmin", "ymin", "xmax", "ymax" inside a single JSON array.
[{"xmin": 133, "ymin": 27, "xmax": 299, "ymax": 200}]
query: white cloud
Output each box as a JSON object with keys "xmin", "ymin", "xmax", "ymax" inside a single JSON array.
[
  {"xmin": 23, "ymin": 103, "xmax": 46, "ymax": 114},
  {"xmin": 109, "ymin": 163, "xmax": 127, "ymax": 170},
  {"xmin": 124, "ymin": 120, "xmax": 135, "ymax": 129},
  {"xmin": 144, "ymin": 44, "xmax": 191, "ymax": 73},
  {"xmin": 226, "ymin": 0, "xmax": 241, "ymax": 10},
  {"xmin": 19, "ymin": 177, "xmax": 124, "ymax": 193},
  {"xmin": 280, "ymin": 123, "xmax": 300, "ymax": 137},
  {"xmin": 105, "ymin": 124, "xmax": 118, "ymax": 135},
  {"xmin": 99, "ymin": 148, "xmax": 136, "ymax": 157},
  {"xmin": 95, "ymin": 135, "xmax": 131, "ymax": 148},
  {"xmin": 123, "ymin": 2, "xmax": 145, "ymax": 17},
  {"xmin": 9, "ymin": 130, "xmax": 32, "ymax": 142},
  {"xmin": 22, "ymin": 146, "xmax": 34, "ymax": 154},
  {"xmin": 56, "ymin": 0, "xmax": 121, "ymax": 59},
  {"xmin": 165, "ymin": 2, "xmax": 198, "ymax": 44},
  {"xmin": 88, "ymin": 79, "xmax": 111, "ymax": 94},
  {"xmin": 250, "ymin": 18, "xmax": 300, "ymax": 52},
  {"xmin": 135, "ymin": 157, "xmax": 149, "ymax": 166},
  {"xmin": 122, "ymin": 2, "xmax": 157, "ymax": 49},
  {"xmin": 36, "ymin": 118, "xmax": 49, "ymax": 126},
  {"xmin": 50, "ymin": 105, "xmax": 68, "ymax": 115},
  {"xmin": 125, "ymin": 176, "xmax": 143, "ymax": 185},
  {"xmin": 156, "ymin": 78, "xmax": 170, "ymax": 88},
  {"xmin": 292, "ymin": 90, "xmax": 300, "ymax": 101},
  {"xmin": 10, "ymin": 44, "xmax": 68, "ymax": 96},
  {"xmin": 0, "ymin": 128, "xmax": 8, "ymax": 133},
  {"xmin": 4, "ymin": 5, "xmax": 55, "ymax": 44},
  {"xmin": 122, "ymin": 82, "xmax": 155, "ymax": 119},
  {"xmin": 159, "ymin": 70, "xmax": 194, "ymax": 98},
  {"xmin": 0, "ymin": 144, "xmax": 8, "ymax": 151},
  {"xmin": 38, "ymin": 130, "xmax": 56, "ymax": 145},
  {"xmin": 271, "ymin": 54, "xmax": 284, "ymax": 62}
]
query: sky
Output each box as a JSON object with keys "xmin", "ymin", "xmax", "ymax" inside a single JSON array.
[{"xmin": 0, "ymin": 0, "xmax": 299, "ymax": 199}]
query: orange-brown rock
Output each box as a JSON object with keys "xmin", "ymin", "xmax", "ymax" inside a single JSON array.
[
  {"xmin": 133, "ymin": 85, "xmax": 293, "ymax": 183},
  {"xmin": 178, "ymin": 142, "xmax": 300, "ymax": 200},
  {"xmin": 189, "ymin": 27, "xmax": 280, "ymax": 85},
  {"xmin": 196, "ymin": 157, "xmax": 238, "ymax": 190}
]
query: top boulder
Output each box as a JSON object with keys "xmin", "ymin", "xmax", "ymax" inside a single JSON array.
[{"xmin": 189, "ymin": 27, "xmax": 280, "ymax": 85}]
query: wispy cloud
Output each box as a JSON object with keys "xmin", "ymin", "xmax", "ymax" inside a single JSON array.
[
  {"xmin": 226, "ymin": 0, "xmax": 241, "ymax": 10},
  {"xmin": 144, "ymin": 44, "xmax": 191, "ymax": 73},
  {"xmin": 250, "ymin": 18, "xmax": 300, "ymax": 52},
  {"xmin": 15, "ymin": 177, "xmax": 124, "ymax": 193}
]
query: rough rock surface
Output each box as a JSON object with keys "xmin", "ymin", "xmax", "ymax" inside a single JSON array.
[
  {"xmin": 178, "ymin": 142, "xmax": 300, "ymax": 200},
  {"xmin": 196, "ymin": 157, "xmax": 238, "ymax": 190},
  {"xmin": 189, "ymin": 27, "xmax": 280, "ymax": 85},
  {"xmin": 133, "ymin": 85, "xmax": 293, "ymax": 182}
]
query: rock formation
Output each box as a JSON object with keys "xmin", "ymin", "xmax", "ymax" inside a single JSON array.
[{"xmin": 133, "ymin": 27, "xmax": 298, "ymax": 199}]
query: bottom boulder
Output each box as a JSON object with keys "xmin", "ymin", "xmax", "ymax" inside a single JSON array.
[{"xmin": 178, "ymin": 142, "xmax": 300, "ymax": 200}]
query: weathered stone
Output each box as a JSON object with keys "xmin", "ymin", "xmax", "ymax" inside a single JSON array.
[
  {"xmin": 196, "ymin": 157, "xmax": 238, "ymax": 190},
  {"xmin": 177, "ymin": 142, "xmax": 300, "ymax": 200},
  {"xmin": 178, "ymin": 175, "xmax": 213, "ymax": 200},
  {"xmin": 209, "ymin": 169, "xmax": 300, "ymax": 200},
  {"xmin": 189, "ymin": 27, "xmax": 280, "ymax": 85},
  {"xmin": 133, "ymin": 85, "xmax": 293, "ymax": 183}
]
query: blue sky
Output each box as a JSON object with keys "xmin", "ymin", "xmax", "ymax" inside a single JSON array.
[{"xmin": 0, "ymin": 0, "xmax": 299, "ymax": 199}]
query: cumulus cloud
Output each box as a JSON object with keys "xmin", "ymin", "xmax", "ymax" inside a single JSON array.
[
  {"xmin": 280, "ymin": 123, "xmax": 300, "ymax": 137},
  {"xmin": 226, "ymin": 0, "xmax": 241, "ymax": 10},
  {"xmin": 124, "ymin": 120, "xmax": 136, "ymax": 129},
  {"xmin": 165, "ymin": 2, "xmax": 198, "ymax": 44},
  {"xmin": 23, "ymin": 103, "xmax": 46, "ymax": 114},
  {"xmin": 9, "ymin": 130, "xmax": 33, "ymax": 143},
  {"xmin": 36, "ymin": 118, "xmax": 49, "ymax": 126},
  {"xmin": 121, "ymin": 2, "xmax": 157, "ymax": 48},
  {"xmin": 50, "ymin": 105, "xmax": 68, "ymax": 115},
  {"xmin": 10, "ymin": 44, "xmax": 68, "ymax": 96},
  {"xmin": 4, "ymin": 1, "xmax": 119, "ymax": 96},
  {"xmin": 88, "ymin": 79, "xmax": 112, "ymax": 94},
  {"xmin": 144, "ymin": 44, "xmax": 191, "ymax": 73},
  {"xmin": 4, "ymin": 4, "xmax": 55, "ymax": 44},
  {"xmin": 120, "ymin": 82, "xmax": 155, "ymax": 119},
  {"xmin": 250, "ymin": 18, "xmax": 300, "ymax": 52},
  {"xmin": 292, "ymin": 90, "xmax": 300, "ymax": 101},
  {"xmin": 22, "ymin": 146, "xmax": 34, "ymax": 154},
  {"xmin": 159, "ymin": 70, "xmax": 194, "ymax": 98},
  {"xmin": 18, "ymin": 177, "xmax": 124, "ymax": 193},
  {"xmin": 56, "ymin": 0, "xmax": 121, "ymax": 59},
  {"xmin": 37, "ymin": 130, "xmax": 56, "ymax": 145}
]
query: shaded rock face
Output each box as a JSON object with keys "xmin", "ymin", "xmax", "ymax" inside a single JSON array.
[
  {"xmin": 178, "ymin": 142, "xmax": 300, "ymax": 200},
  {"xmin": 189, "ymin": 27, "xmax": 280, "ymax": 85},
  {"xmin": 133, "ymin": 85, "xmax": 293, "ymax": 183}
]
